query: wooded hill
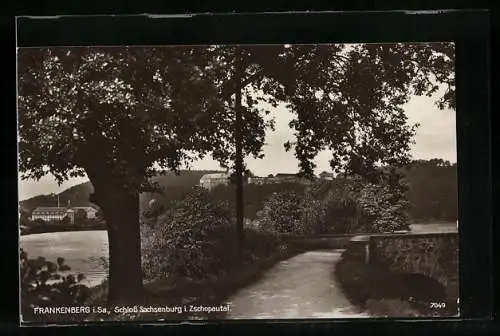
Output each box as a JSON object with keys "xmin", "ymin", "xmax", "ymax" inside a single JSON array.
[{"xmin": 20, "ymin": 160, "xmax": 458, "ymax": 222}]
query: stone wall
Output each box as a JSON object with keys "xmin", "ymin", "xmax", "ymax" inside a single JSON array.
[{"xmin": 368, "ymin": 232, "xmax": 459, "ymax": 297}]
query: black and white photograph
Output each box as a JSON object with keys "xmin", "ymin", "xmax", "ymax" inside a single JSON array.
[{"xmin": 17, "ymin": 42, "xmax": 458, "ymax": 323}]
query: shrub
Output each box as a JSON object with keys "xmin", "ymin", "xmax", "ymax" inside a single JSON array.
[
  {"xmin": 357, "ymin": 183, "xmax": 410, "ymax": 233},
  {"xmin": 321, "ymin": 188, "xmax": 359, "ymax": 234},
  {"xmin": 299, "ymin": 197, "xmax": 328, "ymax": 235},
  {"xmin": 241, "ymin": 228, "xmax": 283, "ymax": 261},
  {"xmin": 142, "ymin": 186, "xmax": 238, "ymax": 281},
  {"xmin": 141, "ymin": 186, "xmax": 287, "ymax": 282},
  {"xmin": 20, "ymin": 248, "xmax": 90, "ymax": 320},
  {"xmin": 254, "ymin": 191, "xmax": 303, "ymax": 234},
  {"xmin": 254, "ymin": 175, "xmax": 410, "ymax": 235},
  {"xmin": 83, "ymin": 280, "xmax": 109, "ymax": 306}
]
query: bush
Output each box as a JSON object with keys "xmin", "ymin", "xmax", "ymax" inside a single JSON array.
[
  {"xmin": 320, "ymin": 188, "xmax": 359, "ymax": 234},
  {"xmin": 254, "ymin": 191, "xmax": 304, "ymax": 234},
  {"xmin": 143, "ymin": 187, "xmax": 263, "ymax": 281},
  {"xmin": 20, "ymin": 248, "xmax": 90, "ymax": 320},
  {"xmin": 356, "ymin": 183, "xmax": 410, "ymax": 233},
  {"xmin": 299, "ymin": 197, "xmax": 328, "ymax": 235},
  {"xmin": 141, "ymin": 186, "xmax": 287, "ymax": 282},
  {"xmin": 254, "ymin": 175, "xmax": 410, "ymax": 235}
]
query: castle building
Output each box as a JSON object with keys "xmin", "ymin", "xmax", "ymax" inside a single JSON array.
[{"xmin": 199, "ymin": 173, "xmax": 230, "ymax": 191}]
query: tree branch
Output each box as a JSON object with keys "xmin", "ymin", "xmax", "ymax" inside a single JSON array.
[{"xmin": 221, "ymin": 69, "xmax": 265, "ymax": 100}]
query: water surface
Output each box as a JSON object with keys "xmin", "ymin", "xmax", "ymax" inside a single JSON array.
[{"xmin": 20, "ymin": 230, "xmax": 109, "ymax": 287}]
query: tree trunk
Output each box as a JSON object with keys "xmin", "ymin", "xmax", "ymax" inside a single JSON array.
[
  {"xmin": 90, "ymin": 178, "xmax": 144, "ymax": 305},
  {"xmin": 234, "ymin": 46, "xmax": 245, "ymax": 259},
  {"xmin": 106, "ymin": 193, "xmax": 143, "ymax": 304}
]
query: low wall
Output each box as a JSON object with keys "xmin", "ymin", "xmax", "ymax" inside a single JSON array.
[
  {"xmin": 277, "ymin": 233, "xmax": 357, "ymax": 250},
  {"xmin": 369, "ymin": 232, "xmax": 459, "ymax": 298}
]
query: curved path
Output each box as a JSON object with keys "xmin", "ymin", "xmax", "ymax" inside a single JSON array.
[{"xmin": 226, "ymin": 250, "xmax": 369, "ymax": 319}]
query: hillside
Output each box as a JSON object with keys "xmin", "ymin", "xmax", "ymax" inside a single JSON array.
[
  {"xmin": 19, "ymin": 160, "xmax": 458, "ymax": 223},
  {"xmin": 20, "ymin": 170, "xmax": 223, "ymax": 215},
  {"xmin": 402, "ymin": 159, "xmax": 458, "ymax": 222},
  {"xmin": 139, "ymin": 170, "xmax": 224, "ymax": 211},
  {"xmin": 20, "ymin": 182, "xmax": 95, "ymax": 214}
]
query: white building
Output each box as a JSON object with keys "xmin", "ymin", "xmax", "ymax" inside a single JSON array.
[
  {"xmin": 248, "ymin": 176, "xmax": 267, "ymax": 185},
  {"xmin": 31, "ymin": 207, "xmax": 75, "ymax": 224},
  {"xmin": 199, "ymin": 173, "xmax": 230, "ymax": 191},
  {"xmin": 72, "ymin": 206, "xmax": 98, "ymax": 219},
  {"xmin": 31, "ymin": 205, "xmax": 98, "ymax": 223}
]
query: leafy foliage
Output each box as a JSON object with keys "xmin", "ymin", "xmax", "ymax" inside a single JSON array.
[
  {"xmin": 18, "ymin": 43, "xmax": 455, "ymax": 188},
  {"xmin": 254, "ymin": 191, "xmax": 304, "ymax": 234},
  {"xmin": 141, "ymin": 186, "xmax": 284, "ymax": 281},
  {"xmin": 313, "ymin": 180, "xmax": 361, "ymax": 234},
  {"xmin": 211, "ymin": 181, "xmax": 307, "ymax": 220},
  {"xmin": 142, "ymin": 186, "xmax": 235, "ymax": 280},
  {"xmin": 20, "ymin": 249, "xmax": 90, "ymax": 319},
  {"xmin": 255, "ymin": 171, "xmax": 410, "ymax": 235},
  {"xmin": 356, "ymin": 182, "xmax": 410, "ymax": 233},
  {"xmin": 240, "ymin": 43, "xmax": 455, "ymax": 177}
]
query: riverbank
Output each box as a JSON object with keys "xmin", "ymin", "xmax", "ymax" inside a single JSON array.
[{"xmin": 20, "ymin": 224, "xmax": 106, "ymax": 236}]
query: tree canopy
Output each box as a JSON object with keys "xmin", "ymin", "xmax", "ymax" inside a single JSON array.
[{"xmin": 18, "ymin": 43, "xmax": 455, "ymax": 188}]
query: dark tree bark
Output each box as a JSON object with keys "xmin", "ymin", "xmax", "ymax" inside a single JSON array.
[{"xmin": 87, "ymin": 169, "xmax": 144, "ymax": 304}]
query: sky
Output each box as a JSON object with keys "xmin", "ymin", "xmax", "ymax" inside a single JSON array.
[{"xmin": 18, "ymin": 91, "xmax": 456, "ymax": 201}]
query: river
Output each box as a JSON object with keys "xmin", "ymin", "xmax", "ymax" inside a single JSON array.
[{"xmin": 20, "ymin": 230, "xmax": 109, "ymax": 287}]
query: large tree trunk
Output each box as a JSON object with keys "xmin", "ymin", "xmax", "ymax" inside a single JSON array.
[
  {"xmin": 89, "ymin": 177, "xmax": 144, "ymax": 304},
  {"xmin": 106, "ymin": 191, "xmax": 143, "ymax": 304}
]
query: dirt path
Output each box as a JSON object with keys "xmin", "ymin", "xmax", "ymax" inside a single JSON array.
[{"xmin": 226, "ymin": 250, "xmax": 370, "ymax": 319}]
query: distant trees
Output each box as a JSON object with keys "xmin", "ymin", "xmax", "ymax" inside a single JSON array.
[
  {"xmin": 253, "ymin": 175, "xmax": 411, "ymax": 235},
  {"xmin": 404, "ymin": 159, "xmax": 458, "ymax": 222},
  {"xmin": 211, "ymin": 182, "xmax": 307, "ymax": 219}
]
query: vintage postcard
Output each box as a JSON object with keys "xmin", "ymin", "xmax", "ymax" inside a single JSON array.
[{"xmin": 18, "ymin": 42, "xmax": 458, "ymax": 323}]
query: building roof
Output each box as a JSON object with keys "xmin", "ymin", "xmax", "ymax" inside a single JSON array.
[
  {"xmin": 275, "ymin": 173, "xmax": 297, "ymax": 177},
  {"xmin": 32, "ymin": 207, "xmax": 70, "ymax": 213},
  {"xmin": 73, "ymin": 206, "xmax": 98, "ymax": 212},
  {"xmin": 200, "ymin": 173, "xmax": 229, "ymax": 181}
]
